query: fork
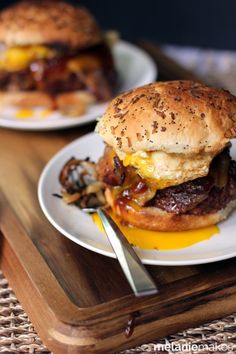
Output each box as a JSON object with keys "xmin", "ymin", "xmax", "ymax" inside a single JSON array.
[{"xmin": 82, "ymin": 207, "xmax": 158, "ymax": 297}]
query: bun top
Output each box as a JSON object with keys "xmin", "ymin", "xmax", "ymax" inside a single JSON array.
[
  {"xmin": 96, "ymin": 81, "xmax": 236, "ymax": 155},
  {"xmin": 0, "ymin": 1, "xmax": 102, "ymax": 49}
]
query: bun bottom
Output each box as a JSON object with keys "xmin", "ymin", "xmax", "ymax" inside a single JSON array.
[
  {"xmin": 105, "ymin": 189, "xmax": 236, "ymax": 231},
  {"xmin": 0, "ymin": 91, "xmax": 95, "ymax": 116}
]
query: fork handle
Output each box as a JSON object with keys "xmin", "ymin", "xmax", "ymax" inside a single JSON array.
[{"xmin": 97, "ymin": 208, "xmax": 158, "ymax": 297}]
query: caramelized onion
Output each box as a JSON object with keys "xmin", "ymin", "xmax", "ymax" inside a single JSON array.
[
  {"xmin": 59, "ymin": 157, "xmax": 106, "ymax": 209},
  {"xmin": 62, "ymin": 191, "xmax": 81, "ymax": 204},
  {"xmin": 86, "ymin": 181, "xmax": 106, "ymax": 194}
]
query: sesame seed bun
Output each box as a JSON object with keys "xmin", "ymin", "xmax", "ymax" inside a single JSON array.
[
  {"xmin": 96, "ymin": 81, "xmax": 236, "ymax": 155},
  {"xmin": 0, "ymin": 1, "xmax": 102, "ymax": 49},
  {"xmin": 105, "ymin": 189, "xmax": 236, "ymax": 231}
]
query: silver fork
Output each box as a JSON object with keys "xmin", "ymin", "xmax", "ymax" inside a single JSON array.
[{"xmin": 83, "ymin": 207, "xmax": 158, "ymax": 297}]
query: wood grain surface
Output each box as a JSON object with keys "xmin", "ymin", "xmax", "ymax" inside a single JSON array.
[{"xmin": 1, "ymin": 42, "xmax": 236, "ymax": 354}]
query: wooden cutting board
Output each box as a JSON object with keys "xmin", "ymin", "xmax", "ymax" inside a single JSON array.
[{"xmin": 1, "ymin": 41, "xmax": 236, "ymax": 354}]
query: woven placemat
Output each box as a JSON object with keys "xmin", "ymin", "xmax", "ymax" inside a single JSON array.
[{"xmin": 1, "ymin": 270, "xmax": 236, "ymax": 354}]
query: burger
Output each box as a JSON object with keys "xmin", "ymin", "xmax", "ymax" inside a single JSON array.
[
  {"xmin": 96, "ymin": 80, "xmax": 236, "ymax": 231},
  {"xmin": 0, "ymin": 0, "xmax": 116, "ymax": 115}
]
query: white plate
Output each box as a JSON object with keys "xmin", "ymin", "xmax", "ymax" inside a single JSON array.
[
  {"xmin": 0, "ymin": 41, "xmax": 157, "ymax": 131},
  {"xmin": 38, "ymin": 133, "xmax": 236, "ymax": 266}
]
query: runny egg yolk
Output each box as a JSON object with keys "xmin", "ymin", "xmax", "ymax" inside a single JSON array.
[
  {"xmin": 0, "ymin": 46, "xmax": 100, "ymax": 72},
  {"xmin": 123, "ymin": 153, "xmax": 169, "ymax": 188},
  {"xmin": 92, "ymin": 212, "xmax": 219, "ymax": 251},
  {"xmin": 0, "ymin": 46, "xmax": 56, "ymax": 71},
  {"xmin": 15, "ymin": 109, "xmax": 51, "ymax": 120},
  {"xmin": 15, "ymin": 109, "xmax": 34, "ymax": 119}
]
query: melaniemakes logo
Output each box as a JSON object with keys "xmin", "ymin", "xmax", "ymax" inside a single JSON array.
[{"xmin": 154, "ymin": 342, "xmax": 235, "ymax": 352}]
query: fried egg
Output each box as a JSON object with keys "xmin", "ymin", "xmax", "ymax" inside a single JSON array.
[{"xmin": 117, "ymin": 150, "xmax": 214, "ymax": 188}]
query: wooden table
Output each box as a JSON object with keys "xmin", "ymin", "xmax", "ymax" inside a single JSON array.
[{"xmin": 1, "ymin": 41, "xmax": 236, "ymax": 354}]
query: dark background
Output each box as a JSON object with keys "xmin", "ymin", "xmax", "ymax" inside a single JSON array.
[{"xmin": 1, "ymin": 0, "xmax": 236, "ymax": 50}]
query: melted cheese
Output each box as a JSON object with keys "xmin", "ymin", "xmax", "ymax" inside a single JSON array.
[
  {"xmin": 0, "ymin": 46, "xmax": 56, "ymax": 71},
  {"xmin": 121, "ymin": 150, "xmax": 214, "ymax": 188}
]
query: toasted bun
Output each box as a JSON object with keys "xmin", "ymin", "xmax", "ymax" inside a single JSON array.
[
  {"xmin": 105, "ymin": 189, "xmax": 236, "ymax": 231},
  {"xmin": 96, "ymin": 81, "xmax": 236, "ymax": 155},
  {"xmin": 0, "ymin": 91, "xmax": 94, "ymax": 116},
  {"xmin": 0, "ymin": 1, "xmax": 102, "ymax": 49}
]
